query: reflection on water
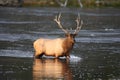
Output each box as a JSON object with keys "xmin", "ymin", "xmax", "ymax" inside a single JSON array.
[{"xmin": 33, "ymin": 59, "xmax": 72, "ymax": 80}]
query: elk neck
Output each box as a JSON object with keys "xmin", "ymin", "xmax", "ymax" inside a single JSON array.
[{"xmin": 62, "ymin": 34, "xmax": 75, "ymax": 53}]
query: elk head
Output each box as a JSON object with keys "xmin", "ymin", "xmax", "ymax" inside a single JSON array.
[{"xmin": 54, "ymin": 13, "xmax": 83, "ymax": 45}]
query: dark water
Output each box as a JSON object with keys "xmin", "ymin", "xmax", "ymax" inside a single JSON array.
[{"xmin": 0, "ymin": 7, "xmax": 120, "ymax": 80}]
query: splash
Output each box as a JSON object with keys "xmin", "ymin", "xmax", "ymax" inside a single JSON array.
[
  {"xmin": 69, "ymin": 55, "xmax": 81, "ymax": 62},
  {"xmin": 37, "ymin": 54, "xmax": 81, "ymax": 62}
]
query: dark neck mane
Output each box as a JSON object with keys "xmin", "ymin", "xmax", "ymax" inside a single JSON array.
[{"xmin": 62, "ymin": 37, "xmax": 74, "ymax": 53}]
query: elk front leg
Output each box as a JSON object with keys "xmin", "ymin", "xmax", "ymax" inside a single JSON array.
[
  {"xmin": 34, "ymin": 52, "xmax": 40, "ymax": 59},
  {"xmin": 65, "ymin": 53, "xmax": 70, "ymax": 59},
  {"xmin": 55, "ymin": 54, "xmax": 60, "ymax": 59}
]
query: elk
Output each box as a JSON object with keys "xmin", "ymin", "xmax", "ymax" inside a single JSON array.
[{"xmin": 33, "ymin": 13, "xmax": 83, "ymax": 59}]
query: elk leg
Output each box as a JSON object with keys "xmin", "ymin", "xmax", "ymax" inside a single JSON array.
[
  {"xmin": 66, "ymin": 55, "xmax": 70, "ymax": 58},
  {"xmin": 38, "ymin": 53, "xmax": 44, "ymax": 58},
  {"xmin": 34, "ymin": 52, "xmax": 44, "ymax": 59},
  {"xmin": 55, "ymin": 54, "xmax": 59, "ymax": 59},
  {"xmin": 35, "ymin": 54, "xmax": 40, "ymax": 59},
  {"xmin": 65, "ymin": 53, "xmax": 70, "ymax": 59},
  {"xmin": 34, "ymin": 53, "xmax": 39, "ymax": 59}
]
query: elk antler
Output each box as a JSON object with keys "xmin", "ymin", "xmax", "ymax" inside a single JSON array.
[
  {"xmin": 78, "ymin": 0, "xmax": 83, "ymax": 8},
  {"xmin": 55, "ymin": 0, "xmax": 68, "ymax": 7},
  {"xmin": 74, "ymin": 13, "xmax": 83, "ymax": 34},
  {"xmin": 54, "ymin": 13, "xmax": 68, "ymax": 34}
]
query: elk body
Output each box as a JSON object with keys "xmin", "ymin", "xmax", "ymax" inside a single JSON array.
[{"xmin": 33, "ymin": 13, "xmax": 83, "ymax": 58}]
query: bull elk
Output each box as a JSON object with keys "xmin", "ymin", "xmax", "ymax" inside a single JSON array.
[{"xmin": 33, "ymin": 13, "xmax": 83, "ymax": 59}]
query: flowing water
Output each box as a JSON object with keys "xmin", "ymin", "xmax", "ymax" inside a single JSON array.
[{"xmin": 0, "ymin": 7, "xmax": 120, "ymax": 80}]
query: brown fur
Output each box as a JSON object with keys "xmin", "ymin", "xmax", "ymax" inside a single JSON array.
[
  {"xmin": 62, "ymin": 34, "xmax": 76, "ymax": 58},
  {"xmin": 33, "ymin": 33, "xmax": 76, "ymax": 59}
]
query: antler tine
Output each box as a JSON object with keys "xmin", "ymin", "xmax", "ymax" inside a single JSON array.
[
  {"xmin": 54, "ymin": 13, "xmax": 68, "ymax": 34},
  {"xmin": 58, "ymin": 12, "xmax": 61, "ymax": 21},
  {"xmin": 55, "ymin": 0, "xmax": 68, "ymax": 7},
  {"xmin": 74, "ymin": 13, "xmax": 83, "ymax": 34}
]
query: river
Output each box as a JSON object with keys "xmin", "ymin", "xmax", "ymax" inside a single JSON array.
[{"xmin": 0, "ymin": 7, "xmax": 120, "ymax": 80}]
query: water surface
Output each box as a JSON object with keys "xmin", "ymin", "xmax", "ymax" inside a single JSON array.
[{"xmin": 0, "ymin": 7, "xmax": 120, "ymax": 80}]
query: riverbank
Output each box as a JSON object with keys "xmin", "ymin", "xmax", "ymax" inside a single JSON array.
[{"xmin": 0, "ymin": 0, "xmax": 120, "ymax": 8}]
